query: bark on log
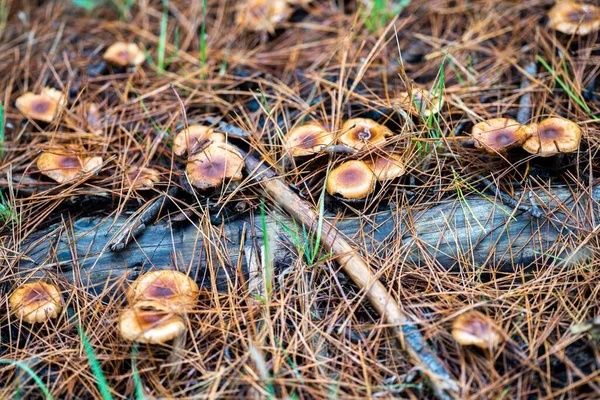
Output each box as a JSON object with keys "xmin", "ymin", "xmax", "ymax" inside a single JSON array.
[{"xmin": 16, "ymin": 183, "xmax": 599, "ymax": 294}]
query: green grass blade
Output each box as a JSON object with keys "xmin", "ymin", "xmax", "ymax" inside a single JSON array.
[
  {"xmin": 131, "ymin": 344, "xmax": 145, "ymax": 400},
  {"xmin": 200, "ymin": 0, "xmax": 207, "ymax": 72},
  {"xmin": 157, "ymin": 0, "xmax": 168, "ymax": 72},
  {"xmin": 78, "ymin": 324, "xmax": 114, "ymax": 400},
  {"xmin": 0, "ymin": 360, "xmax": 55, "ymax": 400},
  {"xmin": 260, "ymin": 199, "xmax": 272, "ymax": 301}
]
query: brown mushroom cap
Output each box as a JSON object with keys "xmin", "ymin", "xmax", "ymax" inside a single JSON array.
[
  {"xmin": 284, "ymin": 123, "xmax": 334, "ymax": 157},
  {"xmin": 366, "ymin": 153, "xmax": 406, "ymax": 181},
  {"xmin": 338, "ymin": 118, "xmax": 392, "ymax": 150},
  {"xmin": 326, "ymin": 160, "xmax": 376, "ymax": 200},
  {"xmin": 186, "ymin": 143, "xmax": 245, "ymax": 190},
  {"xmin": 452, "ymin": 311, "xmax": 502, "ymax": 350},
  {"xmin": 548, "ymin": 1, "xmax": 600, "ymax": 35},
  {"xmin": 103, "ymin": 42, "xmax": 146, "ymax": 67},
  {"xmin": 126, "ymin": 166, "xmax": 161, "ymax": 190},
  {"xmin": 9, "ymin": 281, "xmax": 63, "ymax": 324},
  {"xmin": 126, "ymin": 270, "xmax": 199, "ymax": 310},
  {"xmin": 118, "ymin": 306, "xmax": 186, "ymax": 344},
  {"xmin": 236, "ymin": 0, "xmax": 293, "ymax": 32},
  {"xmin": 15, "ymin": 88, "xmax": 66, "ymax": 123},
  {"xmin": 173, "ymin": 125, "xmax": 225, "ymax": 157},
  {"xmin": 471, "ymin": 118, "xmax": 525, "ymax": 154},
  {"xmin": 37, "ymin": 146, "xmax": 103, "ymax": 184},
  {"xmin": 396, "ymin": 88, "xmax": 444, "ymax": 117},
  {"xmin": 520, "ymin": 117, "xmax": 582, "ymax": 157}
]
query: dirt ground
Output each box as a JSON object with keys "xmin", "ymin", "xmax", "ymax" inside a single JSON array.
[{"xmin": 1, "ymin": 0, "xmax": 600, "ymax": 399}]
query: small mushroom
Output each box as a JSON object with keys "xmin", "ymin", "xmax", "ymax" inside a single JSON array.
[
  {"xmin": 9, "ymin": 281, "xmax": 63, "ymax": 324},
  {"xmin": 186, "ymin": 143, "xmax": 245, "ymax": 190},
  {"xmin": 396, "ymin": 87, "xmax": 444, "ymax": 117},
  {"xmin": 236, "ymin": 0, "xmax": 293, "ymax": 32},
  {"xmin": 548, "ymin": 1, "xmax": 600, "ymax": 36},
  {"xmin": 118, "ymin": 304, "xmax": 186, "ymax": 344},
  {"xmin": 37, "ymin": 146, "xmax": 103, "ymax": 184},
  {"xmin": 126, "ymin": 270, "xmax": 199, "ymax": 310},
  {"xmin": 471, "ymin": 118, "xmax": 526, "ymax": 154},
  {"xmin": 366, "ymin": 153, "xmax": 406, "ymax": 181},
  {"xmin": 173, "ymin": 125, "xmax": 225, "ymax": 157},
  {"xmin": 519, "ymin": 117, "xmax": 582, "ymax": 157},
  {"xmin": 103, "ymin": 42, "xmax": 145, "ymax": 67},
  {"xmin": 452, "ymin": 311, "xmax": 502, "ymax": 350},
  {"xmin": 284, "ymin": 123, "xmax": 334, "ymax": 157},
  {"xmin": 126, "ymin": 166, "xmax": 161, "ymax": 190},
  {"xmin": 326, "ymin": 160, "xmax": 376, "ymax": 200},
  {"xmin": 15, "ymin": 88, "xmax": 66, "ymax": 123},
  {"xmin": 338, "ymin": 118, "xmax": 392, "ymax": 150}
]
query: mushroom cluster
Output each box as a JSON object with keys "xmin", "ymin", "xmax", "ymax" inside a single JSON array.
[
  {"xmin": 284, "ymin": 117, "xmax": 408, "ymax": 200},
  {"xmin": 173, "ymin": 125, "xmax": 245, "ymax": 191},
  {"xmin": 471, "ymin": 116, "xmax": 582, "ymax": 157},
  {"xmin": 9, "ymin": 281, "xmax": 64, "ymax": 324},
  {"xmin": 119, "ymin": 270, "xmax": 199, "ymax": 344}
]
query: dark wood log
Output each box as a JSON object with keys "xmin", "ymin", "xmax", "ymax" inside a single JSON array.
[{"xmin": 16, "ymin": 183, "xmax": 597, "ymax": 295}]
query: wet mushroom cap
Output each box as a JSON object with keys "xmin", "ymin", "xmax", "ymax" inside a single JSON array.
[
  {"xmin": 37, "ymin": 147, "xmax": 103, "ymax": 184},
  {"xmin": 366, "ymin": 153, "xmax": 406, "ymax": 181},
  {"xmin": 186, "ymin": 143, "xmax": 245, "ymax": 190},
  {"xmin": 126, "ymin": 166, "xmax": 161, "ymax": 190},
  {"xmin": 284, "ymin": 123, "xmax": 334, "ymax": 157},
  {"xmin": 103, "ymin": 42, "xmax": 146, "ymax": 67},
  {"xmin": 452, "ymin": 311, "xmax": 502, "ymax": 350},
  {"xmin": 15, "ymin": 91, "xmax": 63, "ymax": 123},
  {"xmin": 471, "ymin": 118, "xmax": 525, "ymax": 154},
  {"xmin": 9, "ymin": 281, "xmax": 63, "ymax": 324},
  {"xmin": 338, "ymin": 118, "xmax": 392, "ymax": 150},
  {"xmin": 519, "ymin": 117, "xmax": 582, "ymax": 157},
  {"xmin": 126, "ymin": 270, "xmax": 199, "ymax": 310},
  {"xmin": 396, "ymin": 88, "xmax": 444, "ymax": 117},
  {"xmin": 118, "ymin": 307, "xmax": 186, "ymax": 344},
  {"xmin": 548, "ymin": 1, "xmax": 600, "ymax": 35},
  {"xmin": 236, "ymin": 0, "xmax": 293, "ymax": 32},
  {"xmin": 173, "ymin": 125, "xmax": 225, "ymax": 157},
  {"xmin": 326, "ymin": 160, "xmax": 376, "ymax": 199}
]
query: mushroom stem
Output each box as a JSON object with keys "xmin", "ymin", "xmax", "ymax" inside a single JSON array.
[{"xmin": 232, "ymin": 142, "xmax": 459, "ymax": 399}]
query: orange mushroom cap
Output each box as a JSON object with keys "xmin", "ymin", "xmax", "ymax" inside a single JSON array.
[
  {"xmin": 126, "ymin": 270, "xmax": 199, "ymax": 310},
  {"xmin": 338, "ymin": 118, "xmax": 392, "ymax": 150},
  {"xmin": 548, "ymin": 1, "xmax": 600, "ymax": 36},
  {"xmin": 452, "ymin": 311, "xmax": 502, "ymax": 350},
  {"xmin": 118, "ymin": 306, "xmax": 186, "ymax": 344},
  {"xmin": 326, "ymin": 160, "xmax": 376, "ymax": 200},
  {"xmin": 9, "ymin": 281, "xmax": 63, "ymax": 324},
  {"xmin": 37, "ymin": 146, "xmax": 103, "ymax": 184},
  {"xmin": 471, "ymin": 118, "xmax": 526, "ymax": 154},
  {"xmin": 173, "ymin": 125, "xmax": 226, "ymax": 157},
  {"xmin": 126, "ymin": 166, "xmax": 161, "ymax": 190},
  {"xmin": 16, "ymin": 88, "xmax": 66, "ymax": 123},
  {"xmin": 519, "ymin": 117, "xmax": 582, "ymax": 157},
  {"xmin": 236, "ymin": 0, "xmax": 293, "ymax": 32},
  {"xmin": 366, "ymin": 153, "xmax": 406, "ymax": 181},
  {"xmin": 284, "ymin": 123, "xmax": 334, "ymax": 157},
  {"xmin": 103, "ymin": 42, "xmax": 145, "ymax": 67},
  {"xmin": 186, "ymin": 143, "xmax": 245, "ymax": 190},
  {"xmin": 396, "ymin": 88, "xmax": 444, "ymax": 117}
]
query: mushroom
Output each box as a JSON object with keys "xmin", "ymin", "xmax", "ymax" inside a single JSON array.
[
  {"xmin": 126, "ymin": 166, "xmax": 161, "ymax": 190},
  {"xmin": 15, "ymin": 87, "xmax": 66, "ymax": 123},
  {"xmin": 452, "ymin": 311, "xmax": 502, "ymax": 350},
  {"xmin": 9, "ymin": 281, "xmax": 63, "ymax": 324},
  {"xmin": 396, "ymin": 87, "xmax": 444, "ymax": 118},
  {"xmin": 173, "ymin": 125, "xmax": 225, "ymax": 157},
  {"xmin": 471, "ymin": 118, "xmax": 526, "ymax": 154},
  {"xmin": 338, "ymin": 118, "xmax": 392, "ymax": 150},
  {"xmin": 236, "ymin": 0, "xmax": 293, "ymax": 32},
  {"xmin": 548, "ymin": 1, "xmax": 600, "ymax": 36},
  {"xmin": 126, "ymin": 270, "xmax": 199, "ymax": 311},
  {"xmin": 366, "ymin": 153, "xmax": 406, "ymax": 181},
  {"xmin": 519, "ymin": 117, "xmax": 582, "ymax": 157},
  {"xmin": 326, "ymin": 160, "xmax": 376, "ymax": 200},
  {"xmin": 103, "ymin": 42, "xmax": 146, "ymax": 67},
  {"xmin": 186, "ymin": 143, "xmax": 245, "ymax": 190},
  {"xmin": 284, "ymin": 123, "xmax": 334, "ymax": 157},
  {"xmin": 37, "ymin": 145, "xmax": 103, "ymax": 184},
  {"xmin": 118, "ymin": 304, "xmax": 186, "ymax": 344}
]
